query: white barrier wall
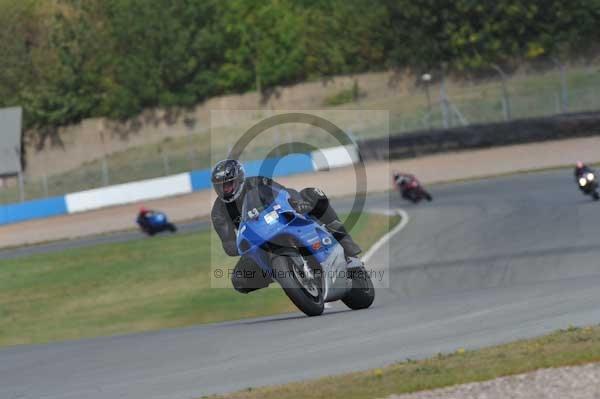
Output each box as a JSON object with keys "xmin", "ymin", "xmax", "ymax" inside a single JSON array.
[
  {"xmin": 311, "ymin": 145, "xmax": 359, "ymax": 171},
  {"xmin": 2, "ymin": 147, "xmax": 361, "ymax": 225},
  {"xmin": 65, "ymin": 173, "xmax": 192, "ymax": 213}
]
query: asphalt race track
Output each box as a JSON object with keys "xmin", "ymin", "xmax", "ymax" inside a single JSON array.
[{"xmin": 2, "ymin": 169, "xmax": 600, "ymax": 399}]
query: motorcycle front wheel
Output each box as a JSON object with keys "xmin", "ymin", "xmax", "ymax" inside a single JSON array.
[
  {"xmin": 144, "ymin": 228, "xmax": 155, "ymax": 236},
  {"xmin": 167, "ymin": 223, "xmax": 178, "ymax": 232},
  {"xmin": 272, "ymin": 254, "xmax": 324, "ymax": 316},
  {"xmin": 342, "ymin": 267, "xmax": 375, "ymax": 310}
]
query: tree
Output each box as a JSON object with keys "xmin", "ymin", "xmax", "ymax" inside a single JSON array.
[{"xmin": 103, "ymin": 0, "xmax": 223, "ymax": 117}]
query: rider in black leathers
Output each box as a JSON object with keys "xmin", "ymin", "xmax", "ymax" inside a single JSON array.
[
  {"xmin": 574, "ymin": 161, "xmax": 594, "ymax": 191},
  {"xmin": 136, "ymin": 207, "xmax": 155, "ymax": 232},
  {"xmin": 574, "ymin": 161, "xmax": 593, "ymax": 180},
  {"xmin": 211, "ymin": 159, "xmax": 362, "ymax": 293}
]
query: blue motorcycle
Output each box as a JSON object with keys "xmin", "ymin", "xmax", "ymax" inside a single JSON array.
[
  {"xmin": 137, "ymin": 211, "xmax": 177, "ymax": 236},
  {"xmin": 236, "ymin": 185, "xmax": 375, "ymax": 316}
]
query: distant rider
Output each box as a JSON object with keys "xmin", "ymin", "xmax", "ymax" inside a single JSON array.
[
  {"xmin": 393, "ymin": 172, "xmax": 417, "ymax": 199},
  {"xmin": 210, "ymin": 159, "xmax": 362, "ymax": 294},
  {"xmin": 574, "ymin": 161, "xmax": 593, "ymax": 181},
  {"xmin": 136, "ymin": 207, "xmax": 154, "ymax": 230}
]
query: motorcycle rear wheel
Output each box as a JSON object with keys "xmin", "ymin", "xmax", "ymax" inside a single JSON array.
[
  {"xmin": 272, "ymin": 254, "xmax": 324, "ymax": 316},
  {"xmin": 342, "ymin": 267, "xmax": 375, "ymax": 310}
]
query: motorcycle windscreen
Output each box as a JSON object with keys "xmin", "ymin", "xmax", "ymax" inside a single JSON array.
[{"xmin": 241, "ymin": 185, "xmax": 283, "ymax": 223}]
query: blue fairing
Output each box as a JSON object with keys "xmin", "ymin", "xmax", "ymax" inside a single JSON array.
[
  {"xmin": 147, "ymin": 212, "xmax": 169, "ymax": 228},
  {"xmin": 236, "ymin": 189, "xmax": 339, "ymax": 273}
]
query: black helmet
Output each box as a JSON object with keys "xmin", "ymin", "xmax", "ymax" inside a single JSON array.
[{"xmin": 211, "ymin": 159, "xmax": 246, "ymax": 203}]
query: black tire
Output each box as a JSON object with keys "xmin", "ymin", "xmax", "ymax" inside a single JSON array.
[
  {"xmin": 167, "ymin": 223, "xmax": 177, "ymax": 232},
  {"xmin": 409, "ymin": 190, "xmax": 421, "ymax": 203},
  {"xmin": 139, "ymin": 224, "xmax": 152, "ymax": 236},
  {"xmin": 272, "ymin": 254, "xmax": 324, "ymax": 317},
  {"xmin": 593, "ymin": 191, "xmax": 599, "ymax": 201},
  {"xmin": 424, "ymin": 191, "xmax": 433, "ymax": 201},
  {"xmin": 342, "ymin": 267, "xmax": 375, "ymax": 310},
  {"xmin": 409, "ymin": 191, "xmax": 420, "ymax": 203}
]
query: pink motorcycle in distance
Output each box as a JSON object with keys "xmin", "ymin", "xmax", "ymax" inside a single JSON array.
[{"xmin": 393, "ymin": 173, "xmax": 433, "ymax": 204}]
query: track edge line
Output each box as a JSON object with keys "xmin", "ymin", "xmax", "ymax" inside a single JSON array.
[{"xmin": 362, "ymin": 208, "xmax": 409, "ymax": 264}]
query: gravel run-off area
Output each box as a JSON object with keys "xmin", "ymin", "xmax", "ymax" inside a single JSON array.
[{"xmin": 386, "ymin": 363, "xmax": 600, "ymax": 399}]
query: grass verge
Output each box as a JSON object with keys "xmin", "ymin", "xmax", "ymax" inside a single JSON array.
[
  {"xmin": 207, "ymin": 325, "xmax": 600, "ymax": 399},
  {"xmin": 0, "ymin": 212, "xmax": 398, "ymax": 348}
]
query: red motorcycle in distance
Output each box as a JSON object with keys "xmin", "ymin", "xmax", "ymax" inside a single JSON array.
[{"xmin": 393, "ymin": 173, "xmax": 433, "ymax": 204}]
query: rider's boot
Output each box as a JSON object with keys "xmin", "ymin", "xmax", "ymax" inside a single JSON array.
[{"xmin": 325, "ymin": 220, "xmax": 363, "ymax": 266}]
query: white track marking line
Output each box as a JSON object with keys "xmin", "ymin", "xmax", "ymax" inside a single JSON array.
[
  {"xmin": 361, "ymin": 209, "xmax": 410, "ymax": 264},
  {"xmin": 325, "ymin": 209, "xmax": 409, "ymax": 311}
]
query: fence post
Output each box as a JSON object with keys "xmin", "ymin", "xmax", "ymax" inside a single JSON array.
[
  {"xmin": 440, "ymin": 74, "xmax": 450, "ymax": 129},
  {"xmin": 492, "ymin": 64, "xmax": 511, "ymax": 121},
  {"xmin": 421, "ymin": 73, "xmax": 433, "ymax": 129},
  {"xmin": 501, "ymin": 96, "xmax": 509, "ymax": 121}
]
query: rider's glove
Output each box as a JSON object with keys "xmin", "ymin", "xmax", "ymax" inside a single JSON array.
[{"xmin": 289, "ymin": 198, "xmax": 314, "ymax": 214}]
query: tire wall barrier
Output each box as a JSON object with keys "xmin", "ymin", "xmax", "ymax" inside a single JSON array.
[{"xmin": 358, "ymin": 112, "xmax": 600, "ymax": 161}]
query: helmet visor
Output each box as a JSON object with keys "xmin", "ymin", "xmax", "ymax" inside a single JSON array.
[
  {"xmin": 214, "ymin": 178, "xmax": 241, "ymax": 202},
  {"xmin": 222, "ymin": 180, "xmax": 236, "ymax": 195}
]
